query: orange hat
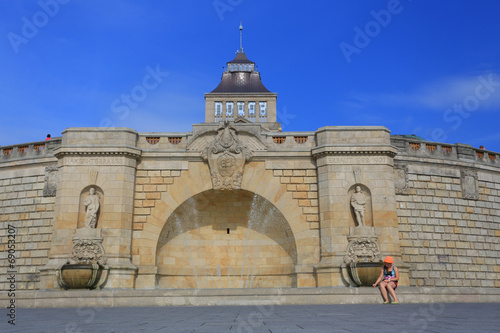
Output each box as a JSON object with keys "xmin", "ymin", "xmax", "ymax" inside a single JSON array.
[{"xmin": 383, "ymin": 256, "xmax": 394, "ymax": 263}]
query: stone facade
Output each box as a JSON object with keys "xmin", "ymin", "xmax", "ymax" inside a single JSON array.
[{"xmin": 1, "ymin": 127, "xmax": 499, "ymax": 291}]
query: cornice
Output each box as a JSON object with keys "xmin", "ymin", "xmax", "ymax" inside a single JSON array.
[
  {"xmin": 54, "ymin": 146, "xmax": 142, "ymax": 159},
  {"xmin": 311, "ymin": 144, "xmax": 398, "ymax": 159}
]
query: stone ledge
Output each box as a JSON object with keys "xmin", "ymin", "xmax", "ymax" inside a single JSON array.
[{"xmin": 5, "ymin": 287, "xmax": 499, "ymax": 308}]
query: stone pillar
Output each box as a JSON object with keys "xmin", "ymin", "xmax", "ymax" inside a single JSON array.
[
  {"xmin": 40, "ymin": 128, "xmax": 141, "ymax": 289},
  {"xmin": 312, "ymin": 126, "xmax": 408, "ymax": 286}
]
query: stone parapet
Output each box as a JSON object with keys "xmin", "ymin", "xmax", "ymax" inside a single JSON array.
[
  {"xmin": 0, "ymin": 138, "xmax": 60, "ymax": 167},
  {"xmin": 391, "ymin": 136, "xmax": 500, "ymax": 166}
]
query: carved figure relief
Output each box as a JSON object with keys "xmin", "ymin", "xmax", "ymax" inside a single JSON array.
[
  {"xmin": 461, "ymin": 169, "xmax": 479, "ymax": 200},
  {"xmin": 343, "ymin": 237, "xmax": 381, "ymax": 264},
  {"xmin": 394, "ymin": 165, "xmax": 410, "ymax": 195},
  {"xmin": 43, "ymin": 165, "xmax": 58, "ymax": 197},
  {"xmin": 201, "ymin": 122, "xmax": 251, "ymax": 190},
  {"xmin": 84, "ymin": 187, "xmax": 100, "ymax": 228},
  {"xmin": 350, "ymin": 186, "xmax": 367, "ymax": 226}
]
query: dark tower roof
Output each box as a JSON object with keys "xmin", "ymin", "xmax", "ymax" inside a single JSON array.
[
  {"xmin": 210, "ymin": 52, "xmax": 272, "ymax": 93},
  {"xmin": 227, "ymin": 52, "xmax": 254, "ymax": 64}
]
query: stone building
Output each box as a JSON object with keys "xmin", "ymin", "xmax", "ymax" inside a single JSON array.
[{"xmin": 1, "ymin": 45, "xmax": 500, "ymax": 295}]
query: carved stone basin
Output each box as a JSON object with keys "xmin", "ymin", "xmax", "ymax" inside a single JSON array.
[
  {"xmin": 58, "ymin": 264, "xmax": 102, "ymax": 289},
  {"xmin": 347, "ymin": 262, "xmax": 383, "ymax": 287}
]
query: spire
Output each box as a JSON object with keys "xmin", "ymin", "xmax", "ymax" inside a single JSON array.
[{"xmin": 239, "ymin": 21, "xmax": 243, "ymax": 53}]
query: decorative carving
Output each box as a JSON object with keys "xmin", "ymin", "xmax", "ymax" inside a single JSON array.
[
  {"xmin": 201, "ymin": 122, "xmax": 251, "ymax": 190},
  {"xmin": 344, "ymin": 237, "xmax": 381, "ymax": 264},
  {"xmin": 69, "ymin": 239, "xmax": 107, "ymax": 266},
  {"xmin": 43, "ymin": 166, "xmax": 58, "ymax": 197},
  {"xmin": 350, "ymin": 185, "xmax": 367, "ymax": 226},
  {"xmin": 89, "ymin": 169, "xmax": 98, "ymax": 184},
  {"xmin": 394, "ymin": 165, "xmax": 410, "ymax": 195},
  {"xmin": 461, "ymin": 169, "xmax": 478, "ymax": 200},
  {"xmin": 353, "ymin": 167, "xmax": 361, "ymax": 183},
  {"xmin": 84, "ymin": 187, "xmax": 100, "ymax": 228}
]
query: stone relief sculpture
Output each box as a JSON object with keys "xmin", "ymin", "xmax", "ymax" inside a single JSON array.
[
  {"xmin": 69, "ymin": 238, "xmax": 107, "ymax": 266},
  {"xmin": 201, "ymin": 122, "xmax": 251, "ymax": 190},
  {"xmin": 353, "ymin": 166, "xmax": 361, "ymax": 184},
  {"xmin": 461, "ymin": 169, "xmax": 479, "ymax": 200},
  {"xmin": 350, "ymin": 186, "xmax": 367, "ymax": 226},
  {"xmin": 42, "ymin": 165, "xmax": 58, "ymax": 197},
  {"xmin": 394, "ymin": 165, "xmax": 410, "ymax": 195},
  {"xmin": 84, "ymin": 187, "xmax": 100, "ymax": 228},
  {"xmin": 343, "ymin": 237, "xmax": 381, "ymax": 264}
]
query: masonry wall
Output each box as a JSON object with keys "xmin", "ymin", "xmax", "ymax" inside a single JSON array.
[
  {"xmin": 0, "ymin": 163, "xmax": 56, "ymax": 291},
  {"xmin": 2, "ymin": 133, "xmax": 500, "ymax": 291},
  {"xmin": 394, "ymin": 138, "xmax": 500, "ymax": 288}
]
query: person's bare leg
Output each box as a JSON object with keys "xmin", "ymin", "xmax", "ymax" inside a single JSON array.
[
  {"xmin": 379, "ymin": 282, "xmax": 389, "ymax": 302},
  {"xmin": 387, "ymin": 283, "xmax": 399, "ymax": 303}
]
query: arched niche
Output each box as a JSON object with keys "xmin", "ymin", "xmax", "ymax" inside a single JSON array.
[
  {"xmin": 155, "ymin": 189, "xmax": 297, "ymax": 289},
  {"xmin": 348, "ymin": 184, "xmax": 373, "ymax": 227},
  {"xmin": 78, "ymin": 185, "xmax": 104, "ymax": 229}
]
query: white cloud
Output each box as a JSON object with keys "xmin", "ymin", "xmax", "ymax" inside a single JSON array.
[{"xmin": 343, "ymin": 73, "xmax": 500, "ymax": 112}]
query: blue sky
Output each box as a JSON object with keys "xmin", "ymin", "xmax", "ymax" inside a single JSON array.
[{"xmin": 1, "ymin": 0, "xmax": 500, "ymax": 152}]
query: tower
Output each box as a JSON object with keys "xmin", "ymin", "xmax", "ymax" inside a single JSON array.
[{"xmin": 204, "ymin": 24, "xmax": 279, "ymax": 130}]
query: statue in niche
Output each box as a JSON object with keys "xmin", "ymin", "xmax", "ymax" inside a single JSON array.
[
  {"xmin": 84, "ymin": 187, "xmax": 100, "ymax": 228},
  {"xmin": 350, "ymin": 185, "xmax": 366, "ymax": 226}
]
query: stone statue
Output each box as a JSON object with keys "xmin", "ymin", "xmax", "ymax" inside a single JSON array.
[
  {"xmin": 84, "ymin": 187, "xmax": 100, "ymax": 228},
  {"xmin": 350, "ymin": 186, "xmax": 366, "ymax": 226}
]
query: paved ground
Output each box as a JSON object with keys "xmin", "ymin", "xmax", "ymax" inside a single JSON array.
[{"xmin": 2, "ymin": 303, "xmax": 499, "ymax": 333}]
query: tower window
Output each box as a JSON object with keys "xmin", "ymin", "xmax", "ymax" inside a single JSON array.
[
  {"xmin": 215, "ymin": 102, "xmax": 223, "ymax": 116},
  {"xmin": 259, "ymin": 102, "xmax": 267, "ymax": 116},
  {"xmin": 237, "ymin": 102, "xmax": 245, "ymax": 116},
  {"xmin": 248, "ymin": 102, "xmax": 256, "ymax": 122},
  {"xmin": 226, "ymin": 102, "xmax": 234, "ymax": 117},
  {"xmin": 248, "ymin": 102, "xmax": 256, "ymax": 115}
]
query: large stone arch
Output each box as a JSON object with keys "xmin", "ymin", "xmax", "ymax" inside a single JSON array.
[
  {"xmin": 156, "ymin": 189, "xmax": 297, "ymax": 288},
  {"xmin": 132, "ymin": 161, "xmax": 319, "ymax": 288}
]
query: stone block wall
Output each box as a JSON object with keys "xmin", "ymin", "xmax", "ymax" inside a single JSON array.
[
  {"xmin": 397, "ymin": 168, "xmax": 500, "ymax": 287},
  {"xmin": 272, "ymin": 169, "xmax": 319, "ymax": 230},
  {"xmin": 132, "ymin": 169, "xmax": 183, "ymax": 232},
  {"xmin": 0, "ymin": 166, "xmax": 55, "ymax": 290}
]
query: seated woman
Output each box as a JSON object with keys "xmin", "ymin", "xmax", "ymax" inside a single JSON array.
[{"xmin": 373, "ymin": 256, "xmax": 400, "ymax": 304}]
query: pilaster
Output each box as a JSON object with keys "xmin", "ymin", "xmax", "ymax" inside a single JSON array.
[
  {"xmin": 312, "ymin": 126, "xmax": 408, "ymax": 286},
  {"xmin": 40, "ymin": 128, "xmax": 140, "ymax": 289}
]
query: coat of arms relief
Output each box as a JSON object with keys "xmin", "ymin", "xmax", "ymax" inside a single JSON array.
[{"xmin": 201, "ymin": 122, "xmax": 252, "ymax": 190}]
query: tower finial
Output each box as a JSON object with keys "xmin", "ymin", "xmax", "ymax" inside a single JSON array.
[{"xmin": 239, "ymin": 21, "xmax": 243, "ymax": 53}]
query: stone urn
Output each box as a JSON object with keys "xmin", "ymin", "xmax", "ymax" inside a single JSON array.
[
  {"xmin": 57, "ymin": 263, "xmax": 103, "ymax": 289},
  {"xmin": 347, "ymin": 261, "xmax": 383, "ymax": 287},
  {"xmin": 343, "ymin": 227, "xmax": 382, "ymax": 287},
  {"xmin": 56, "ymin": 228, "xmax": 108, "ymax": 290}
]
